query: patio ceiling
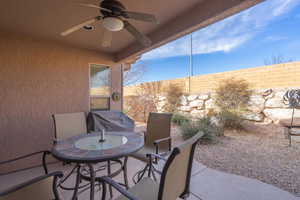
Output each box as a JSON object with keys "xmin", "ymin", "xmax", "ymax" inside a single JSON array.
[{"xmin": 0, "ymin": 0, "xmax": 264, "ymax": 63}]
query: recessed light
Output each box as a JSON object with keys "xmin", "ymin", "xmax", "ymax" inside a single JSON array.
[{"xmin": 83, "ymin": 25, "xmax": 94, "ymax": 30}]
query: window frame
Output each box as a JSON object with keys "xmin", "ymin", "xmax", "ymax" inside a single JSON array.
[{"xmin": 89, "ymin": 63, "xmax": 112, "ymax": 111}]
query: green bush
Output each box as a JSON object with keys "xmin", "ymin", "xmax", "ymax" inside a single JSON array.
[
  {"xmin": 180, "ymin": 116, "xmax": 223, "ymax": 143},
  {"xmin": 180, "ymin": 121, "xmax": 200, "ymax": 140},
  {"xmin": 172, "ymin": 113, "xmax": 190, "ymax": 126}
]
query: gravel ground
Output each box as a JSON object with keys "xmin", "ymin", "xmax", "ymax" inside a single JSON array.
[
  {"xmin": 193, "ymin": 122, "xmax": 300, "ymax": 196},
  {"xmin": 136, "ymin": 121, "xmax": 300, "ymax": 195}
]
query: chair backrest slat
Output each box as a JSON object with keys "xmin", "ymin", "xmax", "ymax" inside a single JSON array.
[
  {"xmin": 158, "ymin": 132, "xmax": 203, "ymax": 200},
  {"xmin": 53, "ymin": 112, "xmax": 87, "ymax": 140},
  {"xmin": 145, "ymin": 113, "xmax": 172, "ymax": 150}
]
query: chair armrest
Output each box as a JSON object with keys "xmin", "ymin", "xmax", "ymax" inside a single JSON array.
[
  {"xmin": 287, "ymin": 125, "xmax": 300, "ymax": 129},
  {"xmin": 0, "ymin": 151, "xmax": 51, "ymax": 174},
  {"xmin": 100, "ymin": 176, "xmax": 139, "ymax": 200},
  {"xmin": 146, "ymin": 153, "xmax": 168, "ymax": 161},
  {"xmin": 153, "ymin": 137, "xmax": 172, "ymax": 145},
  {"xmin": 153, "ymin": 136, "xmax": 172, "ymax": 154},
  {"xmin": 0, "ymin": 171, "xmax": 63, "ymax": 197}
]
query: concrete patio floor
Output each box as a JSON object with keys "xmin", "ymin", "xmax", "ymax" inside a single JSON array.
[{"xmin": 0, "ymin": 157, "xmax": 298, "ymax": 200}]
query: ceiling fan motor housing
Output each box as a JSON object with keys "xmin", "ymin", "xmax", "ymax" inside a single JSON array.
[{"xmin": 100, "ymin": 0, "xmax": 126, "ymax": 17}]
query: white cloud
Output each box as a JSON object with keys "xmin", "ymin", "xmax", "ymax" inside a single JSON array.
[
  {"xmin": 142, "ymin": 0, "xmax": 300, "ymax": 60},
  {"xmin": 265, "ymin": 35, "xmax": 288, "ymax": 42}
]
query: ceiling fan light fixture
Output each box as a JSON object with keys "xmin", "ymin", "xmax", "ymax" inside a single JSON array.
[{"xmin": 102, "ymin": 17, "xmax": 124, "ymax": 32}]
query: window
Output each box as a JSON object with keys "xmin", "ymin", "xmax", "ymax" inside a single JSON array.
[{"xmin": 90, "ymin": 64, "xmax": 111, "ymax": 110}]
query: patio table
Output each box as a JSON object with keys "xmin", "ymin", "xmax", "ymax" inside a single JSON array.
[{"xmin": 51, "ymin": 131, "xmax": 144, "ymax": 200}]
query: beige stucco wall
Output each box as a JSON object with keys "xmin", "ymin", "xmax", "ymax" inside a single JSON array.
[{"xmin": 0, "ymin": 32, "xmax": 122, "ymax": 173}]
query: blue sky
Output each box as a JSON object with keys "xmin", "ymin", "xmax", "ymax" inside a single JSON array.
[{"xmin": 131, "ymin": 0, "xmax": 300, "ymax": 85}]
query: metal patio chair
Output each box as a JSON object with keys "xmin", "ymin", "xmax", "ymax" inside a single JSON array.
[
  {"xmin": 282, "ymin": 90, "xmax": 300, "ymax": 146},
  {"xmin": 99, "ymin": 132, "xmax": 204, "ymax": 200},
  {"xmin": 52, "ymin": 112, "xmax": 88, "ymax": 141},
  {"xmin": 53, "ymin": 112, "xmax": 103, "ymax": 197},
  {"xmin": 0, "ymin": 151, "xmax": 63, "ymax": 200},
  {"xmin": 131, "ymin": 112, "xmax": 173, "ymax": 183}
]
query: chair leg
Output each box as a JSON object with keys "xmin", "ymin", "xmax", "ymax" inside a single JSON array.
[
  {"xmin": 137, "ymin": 164, "xmax": 148, "ymax": 183},
  {"xmin": 101, "ymin": 182, "xmax": 107, "ymax": 200},
  {"xmin": 107, "ymin": 161, "xmax": 113, "ymax": 198},
  {"xmin": 289, "ymin": 134, "xmax": 292, "ymax": 147},
  {"xmin": 72, "ymin": 165, "xmax": 81, "ymax": 200},
  {"xmin": 123, "ymin": 156, "xmax": 129, "ymax": 190}
]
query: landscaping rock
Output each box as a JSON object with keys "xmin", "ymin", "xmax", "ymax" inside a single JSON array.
[
  {"xmin": 157, "ymin": 101, "xmax": 166, "ymax": 108},
  {"xmin": 180, "ymin": 96, "xmax": 188, "ymax": 106},
  {"xmin": 180, "ymin": 106, "xmax": 192, "ymax": 112},
  {"xmin": 262, "ymin": 89, "xmax": 274, "ymax": 99},
  {"xmin": 189, "ymin": 100, "xmax": 204, "ymax": 108},
  {"xmin": 265, "ymin": 91, "xmax": 289, "ymax": 108},
  {"xmin": 248, "ymin": 95, "xmax": 265, "ymax": 113},
  {"xmin": 205, "ymin": 99, "xmax": 215, "ymax": 110},
  {"xmin": 158, "ymin": 95, "xmax": 166, "ymax": 101},
  {"xmin": 198, "ymin": 94, "xmax": 210, "ymax": 100},
  {"xmin": 190, "ymin": 110, "xmax": 205, "ymax": 117},
  {"xmin": 263, "ymin": 108, "xmax": 300, "ymax": 123},
  {"xmin": 187, "ymin": 95, "xmax": 198, "ymax": 101},
  {"xmin": 242, "ymin": 112, "xmax": 264, "ymax": 122}
]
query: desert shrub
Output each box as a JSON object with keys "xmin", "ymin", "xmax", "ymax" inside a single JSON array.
[
  {"xmin": 180, "ymin": 121, "xmax": 200, "ymax": 140},
  {"xmin": 124, "ymin": 95, "xmax": 157, "ymax": 122},
  {"xmin": 214, "ymin": 78, "xmax": 252, "ymax": 130},
  {"xmin": 163, "ymin": 84, "xmax": 184, "ymax": 112},
  {"xmin": 124, "ymin": 81, "xmax": 162, "ymax": 122},
  {"xmin": 215, "ymin": 78, "xmax": 252, "ymax": 111},
  {"xmin": 218, "ymin": 110, "xmax": 244, "ymax": 130},
  {"xmin": 172, "ymin": 113, "xmax": 190, "ymax": 126},
  {"xmin": 180, "ymin": 116, "xmax": 223, "ymax": 143}
]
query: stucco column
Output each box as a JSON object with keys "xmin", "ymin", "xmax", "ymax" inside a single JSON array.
[{"xmin": 110, "ymin": 64, "xmax": 123, "ymax": 111}]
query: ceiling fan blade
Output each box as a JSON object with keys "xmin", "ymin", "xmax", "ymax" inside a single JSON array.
[
  {"xmin": 101, "ymin": 29, "xmax": 113, "ymax": 47},
  {"xmin": 123, "ymin": 21, "xmax": 152, "ymax": 47},
  {"xmin": 122, "ymin": 11, "xmax": 158, "ymax": 24},
  {"xmin": 61, "ymin": 16, "xmax": 101, "ymax": 36},
  {"xmin": 77, "ymin": 3, "xmax": 112, "ymax": 12}
]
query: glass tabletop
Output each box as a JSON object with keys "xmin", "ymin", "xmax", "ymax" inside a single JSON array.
[{"xmin": 75, "ymin": 135, "xmax": 128, "ymax": 151}]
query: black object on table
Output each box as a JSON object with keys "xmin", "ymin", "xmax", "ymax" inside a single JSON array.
[{"xmin": 51, "ymin": 131, "xmax": 144, "ymax": 200}]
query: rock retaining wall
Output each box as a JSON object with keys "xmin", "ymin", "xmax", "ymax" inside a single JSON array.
[{"xmin": 156, "ymin": 89, "xmax": 299, "ymax": 124}]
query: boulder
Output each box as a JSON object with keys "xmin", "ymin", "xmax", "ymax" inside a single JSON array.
[
  {"xmin": 198, "ymin": 94, "xmax": 210, "ymax": 100},
  {"xmin": 158, "ymin": 95, "xmax": 166, "ymax": 101},
  {"xmin": 187, "ymin": 95, "xmax": 198, "ymax": 101},
  {"xmin": 190, "ymin": 110, "xmax": 205, "ymax": 117},
  {"xmin": 205, "ymin": 99, "xmax": 215, "ymax": 110},
  {"xmin": 263, "ymin": 108, "xmax": 300, "ymax": 123},
  {"xmin": 180, "ymin": 106, "xmax": 192, "ymax": 112},
  {"xmin": 265, "ymin": 91, "xmax": 289, "ymax": 108},
  {"xmin": 242, "ymin": 112, "xmax": 264, "ymax": 122},
  {"xmin": 157, "ymin": 101, "xmax": 166, "ymax": 108},
  {"xmin": 180, "ymin": 96, "xmax": 188, "ymax": 106},
  {"xmin": 262, "ymin": 89, "xmax": 274, "ymax": 99},
  {"xmin": 189, "ymin": 100, "xmax": 204, "ymax": 108},
  {"xmin": 248, "ymin": 95, "xmax": 265, "ymax": 113}
]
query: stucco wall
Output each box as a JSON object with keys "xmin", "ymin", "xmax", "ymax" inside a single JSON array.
[{"xmin": 0, "ymin": 32, "xmax": 122, "ymax": 173}]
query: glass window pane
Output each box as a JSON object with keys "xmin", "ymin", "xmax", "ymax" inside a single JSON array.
[
  {"xmin": 90, "ymin": 64, "xmax": 111, "ymax": 97},
  {"xmin": 90, "ymin": 97, "xmax": 110, "ymax": 110}
]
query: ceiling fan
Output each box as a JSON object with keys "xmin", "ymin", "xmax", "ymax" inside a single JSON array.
[{"xmin": 61, "ymin": 0, "xmax": 158, "ymax": 47}]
